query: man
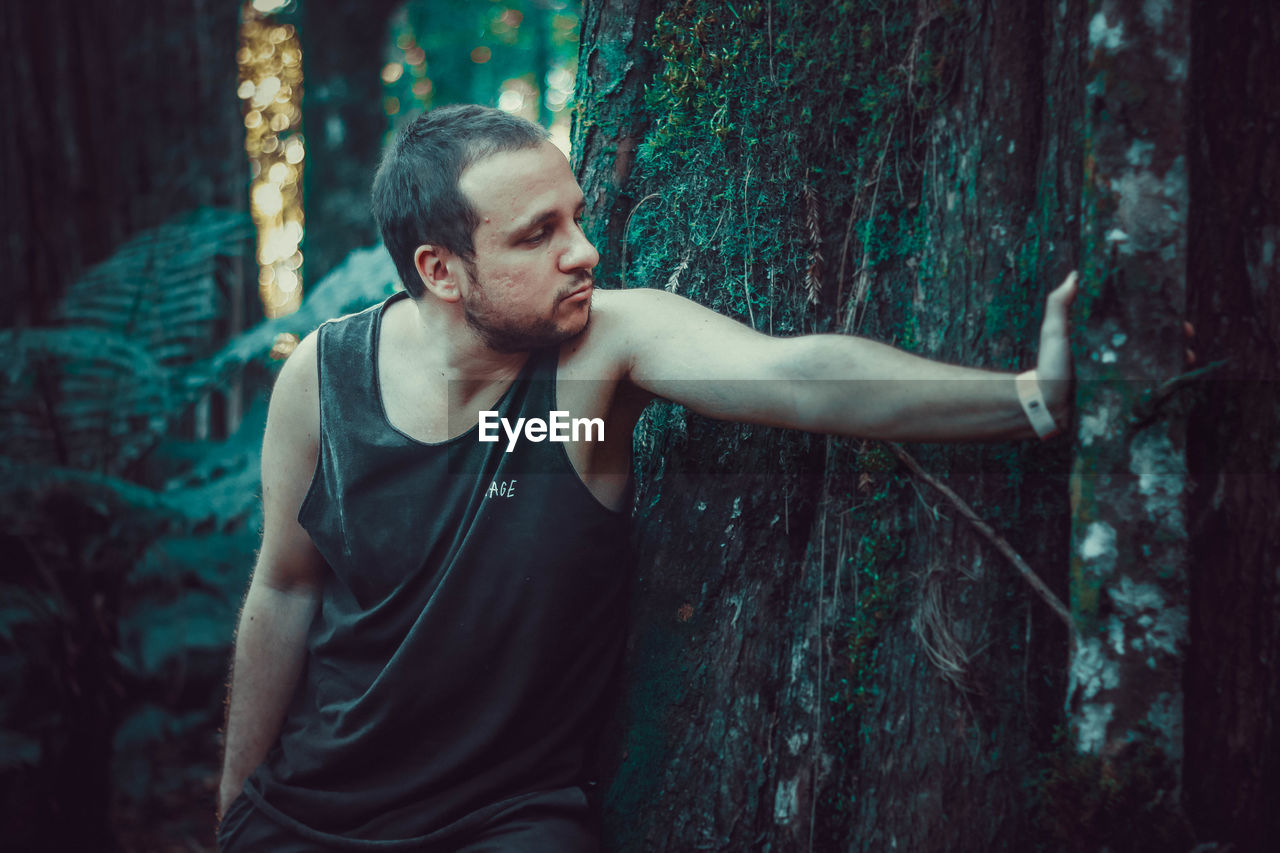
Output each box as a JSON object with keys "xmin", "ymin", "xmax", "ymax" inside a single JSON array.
[{"xmin": 217, "ymin": 104, "xmax": 1076, "ymax": 850}]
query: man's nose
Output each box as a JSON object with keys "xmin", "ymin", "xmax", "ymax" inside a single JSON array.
[{"xmin": 562, "ymin": 224, "xmax": 600, "ymax": 272}]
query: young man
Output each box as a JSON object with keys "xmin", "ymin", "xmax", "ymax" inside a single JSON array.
[{"xmin": 217, "ymin": 105, "xmax": 1076, "ymax": 851}]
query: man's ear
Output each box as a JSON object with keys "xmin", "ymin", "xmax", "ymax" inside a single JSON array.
[{"xmin": 413, "ymin": 245, "xmax": 463, "ymax": 302}]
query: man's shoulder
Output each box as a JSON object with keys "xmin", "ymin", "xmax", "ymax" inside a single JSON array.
[
  {"xmin": 316, "ymin": 294, "xmax": 395, "ymax": 337},
  {"xmin": 560, "ymin": 287, "xmax": 676, "ymax": 381},
  {"xmin": 572, "ymin": 286, "xmax": 689, "ymax": 346}
]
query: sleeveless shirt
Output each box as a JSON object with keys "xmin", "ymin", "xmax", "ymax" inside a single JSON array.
[{"xmin": 241, "ymin": 292, "xmax": 631, "ymax": 848}]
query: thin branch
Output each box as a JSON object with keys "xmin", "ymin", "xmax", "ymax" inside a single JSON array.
[
  {"xmin": 620, "ymin": 193, "xmax": 662, "ymax": 289},
  {"xmin": 887, "ymin": 442, "xmax": 1078, "ymax": 642}
]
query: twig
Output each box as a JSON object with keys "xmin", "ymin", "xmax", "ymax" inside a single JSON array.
[
  {"xmin": 1130, "ymin": 358, "xmax": 1230, "ymax": 430},
  {"xmin": 843, "ymin": 108, "xmax": 899, "ymax": 332},
  {"xmin": 887, "ymin": 442, "xmax": 1078, "ymax": 641},
  {"xmin": 743, "ymin": 165, "xmax": 756, "ymax": 327},
  {"xmin": 620, "ymin": 193, "xmax": 661, "ymax": 289}
]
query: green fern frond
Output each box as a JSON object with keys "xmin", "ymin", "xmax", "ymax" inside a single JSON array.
[
  {"xmin": 58, "ymin": 209, "xmax": 251, "ymax": 370},
  {"xmin": 193, "ymin": 243, "xmax": 400, "ymax": 386},
  {"xmin": 0, "ymin": 210, "xmax": 250, "ymax": 473}
]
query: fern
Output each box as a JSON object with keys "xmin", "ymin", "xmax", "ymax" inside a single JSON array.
[
  {"xmin": 0, "ymin": 218, "xmax": 400, "ymax": 815},
  {"xmin": 0, "ymin": 209, "xmax": 251, "ymax": 475}
]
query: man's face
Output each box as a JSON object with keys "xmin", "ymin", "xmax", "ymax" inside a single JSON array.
[{"xmin": 455, "ymin": 141, "xmax": 599, "ymax": 352}]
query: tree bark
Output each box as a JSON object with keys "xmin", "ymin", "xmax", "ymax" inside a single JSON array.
[
  {"xmin": 1068, "ymin": 0, "xmax": 1193, "ymax": 813},
  {"xmin": 578, "ymin": 0, "xmax": 1278, "ymax": 849},
  {"xmin": 1, "ymin": 0, "xmax": 247, "ymax": 328},
  {"xmin": 1183, "ymin": 0, "xmax": 1280, "ymax": 847},
  {"xmin": 572, "ymin": 0, "xmax": 661, "ymax": 288},
  {"xmin": 580, "ymin": 0, "xmax": 1079, "ymax": 849},
  {"xmin": 293, "ymin": 0, "xmax": 401, "ymax": 285}
]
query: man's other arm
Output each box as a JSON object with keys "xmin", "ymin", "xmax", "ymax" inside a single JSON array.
[
  {"xmin": 218, "ymin": 331, "xmax": 324, "ymax": 818},
  {"xmin": 607, "ymin": 273, "xmax": 1077, "ymax": 442}
]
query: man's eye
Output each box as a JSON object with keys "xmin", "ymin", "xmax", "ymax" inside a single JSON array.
[{"xmin": 523, "ymin": 229, "xmax": 548, "ymax": 245}]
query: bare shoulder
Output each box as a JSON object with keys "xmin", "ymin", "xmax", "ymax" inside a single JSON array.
[
  {"xmin": 257, "ymin": 328, "xmax": 324, "ymax": 589},
  {"xmin": 557, "ymin": 288, "xmax": 648, "ymax": 380},
  {"xmin": 269, "ymin": 329, "xmax": 320, "ymax": 445},
  {"xmin": 559, "ymin": 287, "xmax": 714, "ymax": 379}
]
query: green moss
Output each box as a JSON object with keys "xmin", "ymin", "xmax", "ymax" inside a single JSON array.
[
  {"xmin": 827, "ymin": 464, "xmax": 909, "ymax": 732},
  {"xmin": 626, "ymin": 0, "xmax": 959, "ymax": 335}
]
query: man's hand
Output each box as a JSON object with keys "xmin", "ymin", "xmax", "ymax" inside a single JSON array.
[{"xmin": 1034, "ymin": 271, "xmax": 1079, "ymax": 426}]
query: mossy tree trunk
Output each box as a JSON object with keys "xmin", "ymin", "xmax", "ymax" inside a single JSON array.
[
  {"xmin": 1065, "ymin": 0, "xmax": 1194, "ymax": 845},
  {"xmin": 578, "ymin": 0, "xmax": 1077, "ymax": 849},
  {"xmin": 575, "ymin": 0, "xmax": 1278, "ymax": 850}
]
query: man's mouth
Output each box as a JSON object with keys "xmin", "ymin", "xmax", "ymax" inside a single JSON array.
[{"xmin": 563, "ymin": 279, "xmax": 594, "ymax": 301}]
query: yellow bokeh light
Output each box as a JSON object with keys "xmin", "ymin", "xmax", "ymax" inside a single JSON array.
[
  {"xmin": 382, "ymin": 62, "xmax": 404, "ymax": 84},
  {"xmin": 252, "ymin": 76, "xmax": 280, "ymax": 107},
  {"xmin": 471, "ymin": 46, "xmax": 492, "ymax": 64},
  {"xmin": 385, "ymin": 97, "xmax": 400, "ymax": 115},
  {"xmin": 239, "ymin": 0, "xmax": 304, "ymax": 318},
  {"xmin": 405, "ymin": 46, "xmax": 426, "ymax": 66}
]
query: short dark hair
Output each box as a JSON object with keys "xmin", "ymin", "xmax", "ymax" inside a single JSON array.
[{"xmin": 371, "ymin": 104, "xmax": 550, "ymax": 296}]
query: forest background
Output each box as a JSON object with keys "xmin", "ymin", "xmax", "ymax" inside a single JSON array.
[{"xmin": 1, "ymin": 0, "xmax": 1276, "ymax": 851}]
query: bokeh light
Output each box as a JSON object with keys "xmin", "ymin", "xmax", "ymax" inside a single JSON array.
[
  {"xmin": 238, "ymin": 2, "xmax": 305, "ymax": 318},
  {"xmin": 380, "ymin": 5, "xmax": 579, "ymax": 158}
]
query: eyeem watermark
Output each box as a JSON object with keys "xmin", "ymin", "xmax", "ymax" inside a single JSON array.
[{"xmin": 478, "ymin": 410, "xmax": 605, "ymax": 453}]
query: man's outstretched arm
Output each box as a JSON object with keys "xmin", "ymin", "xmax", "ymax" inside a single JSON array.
[
  {"xmin": 606, "ymin": 272, "xmax": 1077, "ymax": 441},
  {"xmin": 218, "ymin": 332, "xmax": 324, "ymax": 819}
]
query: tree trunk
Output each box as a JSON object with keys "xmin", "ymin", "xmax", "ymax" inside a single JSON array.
[
  {"xmin": 1, "ymin": 3, "xmax": 247, "ymax": 847},
  {"xmin": 1183, "ymin": 0, "xmax": 1280, "ymax": 847},
  {"xmin": 575, "ymin": 0, "xmax": 1278, "ymax": 850},
  {"xmin": 293, "ymin": 0, "xmax": 402, "ymax": 285},
  {"xmin": 572, "ymin": 0, "xmax": 662, "ymax": 289},
  {"xmin": 1, "ymin": 0, "xmax": 247, "ymax": 327}
]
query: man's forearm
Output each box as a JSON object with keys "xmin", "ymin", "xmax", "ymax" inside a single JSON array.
[
  {"xmin": 219, "ymin": 579, "xmax": 318, "ymax": 816},
  {"xmin": 787, "ymin": 334, "xmax": 1056, "ymax": 442}
]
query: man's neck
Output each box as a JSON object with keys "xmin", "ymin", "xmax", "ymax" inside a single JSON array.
[{"xmin": 394, "ymin": 294, "xmax": 530, "ymax": 411}]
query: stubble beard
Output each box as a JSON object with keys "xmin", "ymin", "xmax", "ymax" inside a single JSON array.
[{"xmin": 460, "ymin": 262, "xmax": 593, "ymax": 353}]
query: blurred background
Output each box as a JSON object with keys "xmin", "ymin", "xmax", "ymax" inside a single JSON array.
[{"xmin": 1, "ymin": 1, "xmax": 580, "ymax": 849}]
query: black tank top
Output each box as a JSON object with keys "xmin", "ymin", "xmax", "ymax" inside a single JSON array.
[{"xmin": 242, "ymin": 293, "xmax": 631, "ymax": 848}]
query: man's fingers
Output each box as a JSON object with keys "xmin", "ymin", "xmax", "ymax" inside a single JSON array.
[
  {"xmin": 1040, "ymin": 271, "xmax": 1078, "ymax": 342},
  {"xmin": 1047, "ymin": 270, "xmax": 1079, "ymax": 309}
]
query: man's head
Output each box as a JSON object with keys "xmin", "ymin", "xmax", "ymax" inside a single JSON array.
[
  {"xmin": 371, "ymin": 104, "xmax": 550, "ymax": 298},
  {"xmin": 372, "ymin": 104, "xmax": 599, "ymax": 353}
]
